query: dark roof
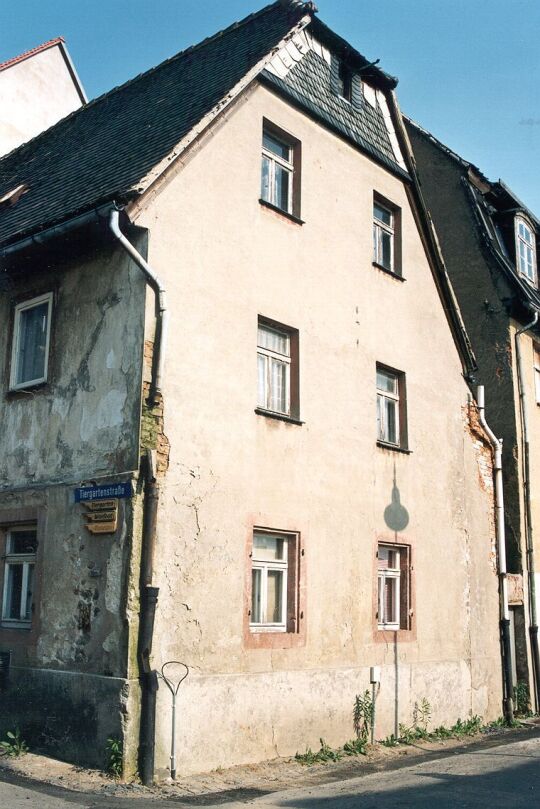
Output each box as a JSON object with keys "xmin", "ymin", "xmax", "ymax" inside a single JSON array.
[
  {"xmin": 0, "ymin": 1, "xmax": 307, "ymax": 247},
  {"xmin": 0, "ymin": 0, "xmax": 406, "ymax": 250},
  {"xmin": 406, "ymin": 117, "xmax": 540, "ymax": 315},
  {"xmin": 261, "ymin": 49, "xmax": 405, "ymax": 178}
]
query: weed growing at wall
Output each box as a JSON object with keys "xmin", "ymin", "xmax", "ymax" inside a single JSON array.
[
  {"xmin": 0, "ymin": 729, "xmax": 28, "ymax": 757},
  {"xmin": 295, "ymin": 735, "xmax": 368, "ymax": 764},
  {"xmin": 295, "ymin": 691, "xmax": 521, "ymax": 767},
  {"xmin": 353, "ymin": 690, "xmax": 373, "ymax": 742},
  {"xmin": 106, "ymin": 737, "xmax": 123, "ymax": 777},
  {"xmin": 513, "ymin": 682, "xmax": 531, "ymax": 716}
]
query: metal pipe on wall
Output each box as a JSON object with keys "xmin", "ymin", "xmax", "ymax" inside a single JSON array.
[
  {"xmin": 137, "ymin": 450, "xmax": 160, "ymax": 785},
  {"xmin": 108, "ymin": 208, "xmax": 168, "ymax": 405},
  {"xmin": 477, "ymin": 385, "xmax": 514, "ymax": 722},
  {"xmin": 514, "ymin": 310, "xmax": 540, "ymax": 711}
]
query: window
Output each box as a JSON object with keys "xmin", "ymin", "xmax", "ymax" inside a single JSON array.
[
  {"xmin": 249, "ymin": 528, "xmax": 302, "ymax": 639},
  {"xmin": 257, "ymin": 319, "xmax": 299, "ymax": 420},
  {"xmin": 337, "ymin": 61, "xmax": 352, "ymax": 101},
  {"xmin": 534, "ymin": 345, "xmax": 540, "ymax": 405},
  {"xmin": 10, "ymin": 293, "xmax": 53, "ymax": 390},
  {"xmin": 515, "ymin": 217, "xmax": 536, "ymax": 284},
  {"xmin": 260, "ymin": 123, "xmax": 300, "ymax": 218},
  {"xmin": 1, "ymin": 526, "xmax": 37, "ymax": 629},
  {"xmin": 377, "ymin": 543, "xmax": 410, "ymax": 631},
  {"xmin": 373, "ymin": 202, "xmax": 394, "ymax": 271},
  {"xmin": 376, "ymin": 365, "xmax": 407, "ymax": 448},
  {"xmin": 251, "ymin": 532, "xmax": 289, "ymax": 632},
  {"xmin": 373, "ymin": 195, "xmax": 401, "ymax": 276}
]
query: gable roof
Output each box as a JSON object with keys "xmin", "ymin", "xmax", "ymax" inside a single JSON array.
[
  {"xmin": 0, "ymin": 0, "xmax": 404, "ymax": 250},
  {"xmin": 0, "ymin": 2, "xmax": 310, "ymax": 248},
  {"xmin": 406, "ymin": 117, "xmax": 540, "ymax": 316}
]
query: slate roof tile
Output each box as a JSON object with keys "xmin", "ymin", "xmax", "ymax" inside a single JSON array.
[{"xmin": 262, "ymin": 50, "xmax": 404, "ymax": 177}]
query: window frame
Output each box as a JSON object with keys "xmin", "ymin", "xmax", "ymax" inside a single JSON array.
[
  {"xmin": 376, "ymin": 541, "xmax": 412, "ymax": 634},
  {"xmin": 337, "ymin": 61, "xmax": 353, "ymax": 102},
  {"xmin": 515, "ymin": 216, "xmax": 537, "ymax": 285},
  {"xmin": 260, "ymin": 120, "xmax": 301, "ymax": 220},
  {"xmin": 250, "ymin": 532, "xmax": 289, "ymax": 633},
  {"xmin": 534, "ymin": 344, "xmax": 540, "ymax": 405},
  {"xmin": 376, "ymin": 364, "xmax": 408, "ymax": 450},
  {"xmin": 9, "ymin": 292, "xmax": 53, "ymax": 391},
  {"xmin": 373, "ymin": 193, "xmax": 402, "ymax": 278},
  {"xmin": 244, "ymin": 522, "xmax": 306, "ymax": 649},
  {"xmin": 256, "ymin": 317, "xmax": 300, "ymax": 423},
  {"xmin": 1, "ymin": 525, "xmax": 37, "ymax": 630}
]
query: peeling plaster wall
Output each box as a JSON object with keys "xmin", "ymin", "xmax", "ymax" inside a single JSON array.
[
  {"xmin": 0, "ymin": 241, "xmax": 146, "ymax": 766},
  {"xmin": 134, "ymin": 84, "xmax": 502, "ymax": 774},
  {"xmin": 0, "ymin": 243, "xmax": 145, "ymax": 487}
]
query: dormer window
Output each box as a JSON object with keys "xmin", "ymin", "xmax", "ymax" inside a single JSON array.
[
  {"xmin": 515, "ymin": 216, "xmax": 537, "ymax": 284},
  {"xmin": 337, "ymin": 62, "xmax": 352, "ymax": 102}
]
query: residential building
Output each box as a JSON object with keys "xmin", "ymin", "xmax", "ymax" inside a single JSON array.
[
  {"xmin": 0, "ymin": 37, "xmax": 86, "ymax": 157},
  {"xmin": 406, "ymin": 118, "xmax": 540, "ymax": 711},
  {"xmin": 0, "ymin": 1, "xmax": 502, "ymax": 779}
]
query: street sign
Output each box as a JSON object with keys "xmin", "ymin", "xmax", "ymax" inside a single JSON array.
[{"xmin": 74, "ymin": 482, "xmax": 132, "ymax": 503}]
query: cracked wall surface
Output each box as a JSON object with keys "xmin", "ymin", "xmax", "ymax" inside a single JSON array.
[{"xmin": 133, "ymin": 84, "xmax": 502, "ymax": 775}]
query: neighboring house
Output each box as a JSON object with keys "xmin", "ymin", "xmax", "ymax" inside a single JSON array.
[
  {"xmin": 0, "ymin": 36, "xmax": 86, "ymax": 157},
  {"xmin": 0, "ymin": 0, "xmax": 503, "ymax": 780},
  {"xmin": 406, "ymin": 118, "xmax": 540, "ymax": 712}
]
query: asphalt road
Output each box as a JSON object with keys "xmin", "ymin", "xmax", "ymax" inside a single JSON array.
[{"xmin": 0, "ymin": 735, "xmax": 539, "ymax": 808}]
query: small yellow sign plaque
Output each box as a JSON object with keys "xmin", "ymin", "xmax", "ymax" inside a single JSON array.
[
  {"xmin": 83, "ymin": 499, "xmax": 118, "ymax": 535},
  {"xmin": 86, "ymin": 521, "xmax": 118, "ymax": 535}
]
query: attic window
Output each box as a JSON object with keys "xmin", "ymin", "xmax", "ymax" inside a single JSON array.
[
  {"xmin": 515, "ymin": 216, "xmax": 537, "ymax": 285},
  {"xmin": 337, "ymin": 61, "xmax": 352, "ymax": 102},
  {"xmin": 0, "ymin": 184, "xmax": 28, "ymax": 207}
]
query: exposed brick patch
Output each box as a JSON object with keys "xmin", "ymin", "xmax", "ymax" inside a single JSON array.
[
  {"xmin": 140, "ymin": 341, "xmax": 169, "ymax": 474},
  {"xmin": 464, "ymin": 402, "xmax": 497, "ymax": 570},
  {"xmin": 465, "ymin": 401, "xmax": 494, "ymax": 494}
]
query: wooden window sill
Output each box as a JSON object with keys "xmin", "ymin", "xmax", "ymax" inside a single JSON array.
[
  {"xmin": 377, "ymin": 440, "xmax": 412, "ymax": 455},
  {"xmin": 255, "ymin": 408, "xmax": 304, "ymax": 426},
  {"xmin": 259, "ymin": 198, "xmax": 304, "ymax": 225},
  {"xmin": 372, "ymin": 262, "xmax": 405, "ymax": 281}
]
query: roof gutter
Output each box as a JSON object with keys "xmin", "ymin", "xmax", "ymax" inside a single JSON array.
[{"xmin": 0, "ymin": 202, "xmax": 115, "ymax": 259}]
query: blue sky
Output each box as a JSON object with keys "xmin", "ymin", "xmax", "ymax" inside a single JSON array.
[{"xmin": 1, "ymin": 0, "xmax": 539, "ymax": 214}]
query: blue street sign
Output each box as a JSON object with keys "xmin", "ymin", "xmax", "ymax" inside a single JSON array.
[{"xmin": 74, "ymin": 481, "xmax": 133, "ymax": 503}]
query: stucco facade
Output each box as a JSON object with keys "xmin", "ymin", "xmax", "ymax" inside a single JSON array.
[
  {"xmin": 131, "ymin": 82, "xmax": 502, "ymax": 774},
  {"xmin": 0, "ymin": 1, "xmax": 505, "ymax": 779},
  {"xmin": 0, "ymin": 237, "xmax": 145, "ymax": 766}
]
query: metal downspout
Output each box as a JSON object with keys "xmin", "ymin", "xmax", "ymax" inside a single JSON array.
[
  {"xmin": 515, "ymin": 310, "xmax": 540, "ymax": 711},
  {"xmin": 138, "ymin": 449, "xmax": 160, "ymax": 785},
  {"xmin": 108, "ymin": 207, "xmax": 168, "ymax": 404},
  {"xmin": 108, "ymin": 210, "xmax": 167, "ymax": 783},
  {"xmin": 477, "ymin": 386, "xmax": 514, "ymax": 722}
]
